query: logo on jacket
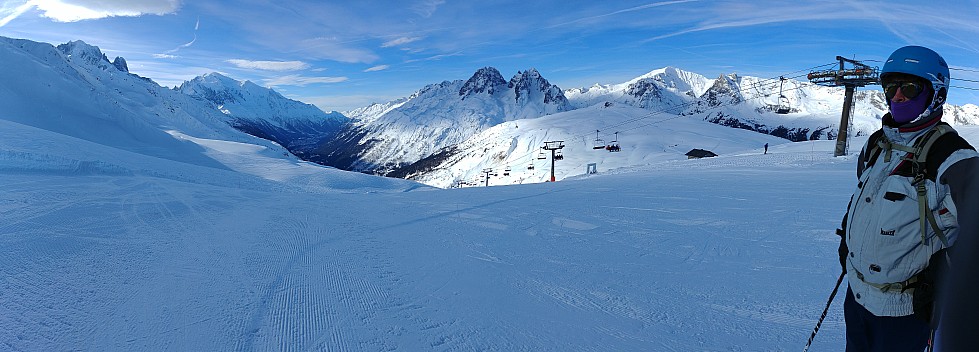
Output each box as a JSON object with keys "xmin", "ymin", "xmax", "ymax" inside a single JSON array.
[{"xmin": 880, "ymin": 229, "xmax": 896, "ymax": 236}]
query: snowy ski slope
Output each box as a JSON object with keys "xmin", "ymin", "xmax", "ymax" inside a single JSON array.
[{"xmin": 7, "ymin": 114, "xmax": 975, "ymax": 350}]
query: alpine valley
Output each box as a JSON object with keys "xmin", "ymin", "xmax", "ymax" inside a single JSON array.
[{"xmin": 5, "ymin": 36, "xmax": 979, "ymax": 188}]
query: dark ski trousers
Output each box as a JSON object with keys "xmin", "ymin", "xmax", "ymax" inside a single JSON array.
[{"xmin": 844, "ymin": 286, "xmax": 929, "ymax": 352}]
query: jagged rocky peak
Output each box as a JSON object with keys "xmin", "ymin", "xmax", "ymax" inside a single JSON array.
[
  {"xmin": 626, "ymin": 78, "xmax": 662, "ymax": 99},
  {"xmin": 460, "ymin": 67, "xmax": 507, "ymax": 98},
  {"xmin": 703, "ymin": 73, "xmax": 743, "ymax": 105},
  {"xmin": 56, "ymin": 40, "xmax": 127, "ymax": 72},
  {"xmin": 508, "ymin": 68, "xmax": 568, "ymax": 106},
  {"xmin": 112, "ymin": 56, "xmax": 128, "ymax": 72},
  {"xmin": 508, "ymin": 68, "xmax": 545, "ymax": 90}
]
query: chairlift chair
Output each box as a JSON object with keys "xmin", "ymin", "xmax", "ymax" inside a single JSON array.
[
  {"xmin": 776, "ymin": 98, "xmax": 791, "ymax": 114},
  {"xmin": 537, "ymin": 151, "xmax": 547, "ymax": 160},
  {"xmin": 606, "ymin": 132, "xmax": 621, "ymax": 152},
  {"xmin": 775, "ymin": 76, "xmax": 791, "ymax": 114},
  {"xmin": 503, "ymin": 166, "xmax": 511, "ymax": 176},
  {"xmin": 592, "ymin": 130, "xmax": 606, "ymax": 149},
  {"xmin": 554, "ymin": 150, "xmax": 564, "ymax": 161},
  {"xmin": 527, "ymin": 163, "xmax": 535, "ymax": 170}
]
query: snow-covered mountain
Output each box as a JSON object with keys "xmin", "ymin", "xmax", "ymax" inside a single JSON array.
[
  {"xmin": 0, "ymin": 36, "xmax": 410, "ymax": 190},
  {"xmin": 565, "ymin": 67, "xmax": 712, "ymax": 112},
  {"xmin": 312, "ymin": 67, "xmax": 572, "ymax": 174},
  {"xmin": 177, "ymin": 72, "xmax": 348, "ymax": 160},
  {"xmin": 0, "ymin": 37, "xmax": 266, "ymax": 169},
  {"xmin": 395, "ymin": 70, "xmax": 979, "ymax": 187},
  {"xmin": 6, "ymin": 35, "xmax": 979, "ymax": 190},
  {"xmin": 568, "ymin": 69, "xmax": 979, "ymax": 142}
]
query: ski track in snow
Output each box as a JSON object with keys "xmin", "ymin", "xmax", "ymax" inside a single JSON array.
[{"xmin": 1, "ymin": 147, "xmax": 861, "ymax": 351}]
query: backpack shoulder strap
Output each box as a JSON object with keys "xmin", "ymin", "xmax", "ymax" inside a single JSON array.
[
  {"xmin": 909, "ymin": 123, "xmax": 963, "ymax": 247},
  {"xmin": 864, "ymin": 129, "xmax": 886, "ymax": 168}
]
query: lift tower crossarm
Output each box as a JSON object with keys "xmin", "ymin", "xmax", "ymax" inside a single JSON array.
[
  {"xmin": 542, "ymin": 141, "xmax": 565, "ymax": 182},
  {"xmin": 807, "ymin": 56, "xmax": 880, "ymax": 157}
]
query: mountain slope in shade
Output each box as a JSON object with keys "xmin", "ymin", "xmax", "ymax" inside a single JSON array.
[{"xmin": 177, "ymin": 72, "xmax": 348, "ymax": 159}]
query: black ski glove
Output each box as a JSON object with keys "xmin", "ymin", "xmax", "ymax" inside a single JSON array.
[
  {"xmin": 836, "ymin": 229, "xmax": 848, "ymax": 274},
  {"xmin": 836, "ymin": 211, "xmax": 849, "ymax": 274}
]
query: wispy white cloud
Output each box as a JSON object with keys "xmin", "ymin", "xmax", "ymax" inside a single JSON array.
[
  {"xmin": 381, "ymin": 36, "xmax": 421, "ymax": 48},
  {"xmin": 411, "ymin": 0, "xmax": 445, "ymax": 18},
  {"xmin": 638, "ymin": 1, "xmax": 979, "ymax": 46},
  {"xmin": 364, "ymin": 65, "xmax": 389, "ymax": 72},
  {"xmin": 123, "ymin": 59, "xmax": 212, "ymax": 88},
  {"xmin": 298, "ymin": 93, "xmax": 401, "ymax": 113},
  {"xmin": 404, "ymin": 51, "xmax": 463, "ymax": 63},
  {"xmin": 164, "ymin": 16, "xmax": 198, "ymax": 55},
  {"xmin": 226, "ymin": 59, "xmax": 311, "ymax": 71},
  {"xmin": 3, "ymin": 0, "xmax": 180, "ymax": 23},
  {"xmin": 548, "ymin": 0, "xmax": 699, "ymax": 28},
  {"xmin": 153, "ymin": 53, "xmax": 177, "ymax": 59},
  {"xmin": 297, "ymin": 36, "xmax": 379, "ymax": 64},
  {"xmin": 264, "ymin": 74, "xmax": 348, "ymax": 87},
  {"xmin": 0, "ymin": 1, "xmax": 34, "ymax": 27}
]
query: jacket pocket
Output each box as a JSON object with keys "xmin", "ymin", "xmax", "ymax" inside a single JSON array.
[
  {"xmin": 936, "ymin": 193, "xmax": 958, "ymax": 235},
  {"xmin": 884, "ymin": 192, "xmax": 907, "ymax": 201},
  {"xmin": 877, "ymin": 178, "xmax": 919, "ymax": 234}
]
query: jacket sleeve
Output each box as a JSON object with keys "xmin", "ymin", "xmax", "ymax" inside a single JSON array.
[
  {"xmin": 856, "ymin": 143, "xmax": 867, "ymax": 179},
  {"xmin": 937, "ymin": 156, "xmax": 979, "ymax": 349},
  {"xmin": 942, "ymin": 156, "xmax": 979, "ymax": 248}
]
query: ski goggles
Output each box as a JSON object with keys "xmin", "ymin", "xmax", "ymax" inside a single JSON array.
[{"xmin": 883, "ymin": 80, "xmax": 926, "ymax": 100}]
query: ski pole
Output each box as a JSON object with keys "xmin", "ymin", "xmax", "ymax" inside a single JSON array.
[{"xmin": 803, "ymin": 271, "xmax": 846, "ymax": 352}]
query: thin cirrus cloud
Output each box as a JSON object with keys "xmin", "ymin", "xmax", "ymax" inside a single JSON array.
[
  {"xmin": 0, "ymin": 0, "xmax": 180, "ymax": 25},
  {"xmin": 264, "ymin": 74, "xmax": 348, "ymax": 87},
  {"xmin": 364, "ymin": 65, "xmax": 389, "ymax": 72},
  {"xmin": 547, "ymin": 0, "xmax": 698, "ymax": 28},
  {"xmin": 637, "ymin": 1, "xmax": 979, "ymax": 45},
  {"xmin": 226, "ymin": 59, "xmax": 311, "ymax": 71},
  {"xmin": 411, "ymin": 0, "xmax": 445, "ymax": 18},
  {"xmin": 381, "ymin": 36, "xmax": 421, "ymax": 48},
  {"xmin": 162, "ymin": 16, "xmax": 199, "ymax": 56}
]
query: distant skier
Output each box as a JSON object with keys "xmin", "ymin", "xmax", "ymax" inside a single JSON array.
[
  {"xmin": 835, "ymin": 46, "xmax": 979, "ymax": 352},
  {"xmin": 764, "ymin": 143, "xmax": 768, "ymax": 154}
]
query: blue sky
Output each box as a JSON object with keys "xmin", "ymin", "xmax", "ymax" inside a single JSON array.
[{"xmin": 2, "ymin": 0, "xmax": 979, "ymax": 112}]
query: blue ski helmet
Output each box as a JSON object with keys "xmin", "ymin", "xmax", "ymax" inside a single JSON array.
[{"xmin": 880, "ymin": 46, "xmax": 950, "ymax": 119}]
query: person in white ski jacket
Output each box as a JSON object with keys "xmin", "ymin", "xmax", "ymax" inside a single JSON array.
[{"xmin": 838, "ymin": 46, "xmax": 979, "ymax": 352}]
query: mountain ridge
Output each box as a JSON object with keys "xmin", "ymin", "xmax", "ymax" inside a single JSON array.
[
  {"xmin": 309, "ymin": 66, "xmax": 573, "ymax": 174},
  {"xmin": 177, "ymin": 72, "xmax": 348, "ymax": 156}
]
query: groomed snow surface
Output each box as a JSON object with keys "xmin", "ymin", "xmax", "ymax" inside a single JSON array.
[{"xmin": 5, "ymin": 117, "xmax": 978, "ymax": 351}]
